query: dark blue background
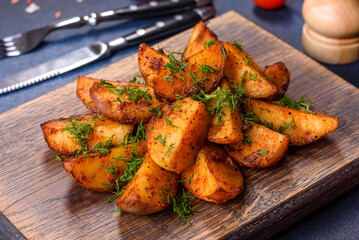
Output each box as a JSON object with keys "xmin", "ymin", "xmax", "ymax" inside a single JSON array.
[{"xmin": 0, "ymin": 0, "xmax": 358, "ymax": 239}]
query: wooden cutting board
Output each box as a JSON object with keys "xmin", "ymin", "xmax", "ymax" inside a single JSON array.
[{"xmin": 1, "ymin": 11, "xmax": 359, "ymax": 240}]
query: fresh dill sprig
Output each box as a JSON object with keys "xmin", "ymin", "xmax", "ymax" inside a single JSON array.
[
  {"xmin": 97, "ymin": 80, "xmax": 152, "ymax": 104},
  {"xmin": 278, "ymin": 116, "xmax": 296, "ymax": 134},
  {"xmin": 240, "ymin": 70, "xmax": 258, "ymax": 82},
  {"xmin": 165, "ymin": 144, "xmax": 175, "ymax": 157},
  {"xmin": 149, "ymin": 106, "xmax": 163, "ymax": 117},
  {"xmin": 61, "ymin": 119, "xmax": 92, "ymax": 155},
  {"xmin": 242, "ymin": 133, "xmax": 252, "ymax": 146},
  {"xmin": 171, "ymin": 189, "xmax": 195, "ymax": 224},
  {"xmin": 242, "ymin": 111, "xmax": 273, "ymax": 129},
  {"xmin": 221, "ymin": 46, "xmax": 227, "ymax": 58},
  {"xmin": 103, "ymin": 162, "xmax": 119, "ymax": 176},
  {"xmin": 115, "ymin": 150, "xmax": 145, "ymax": 184},
  {"xmin": 123, "ymin": 120, "xmax": 146, "ymax": 145},
  {"xmin": 203, "ymin": 38, "xmax": 217, "ymax": 48},
  {"xmin": 163, "ymin": 51, "xmax": 189, "ymax": 83},
  {"xmin": 258, "ymin": 148, "xmax": 268, "ymax": 157},
  {"xmin": 233, "ymin": 40, "xmax": 243, "ymax": 51},
  {"xmin": 191, "ymin": 83, "xmax": 245, "ymax": 126},
  {"xmin": 277, "ymin": 95, "xmax": 313, "ymax": 113},
  {"xmin": 88, "ymin": 135, "xmax": 114, "ymax": 155},
  {"xmin": 165, "ymin": 117, "xmax": 177, "ymax": 128},
  {"xmin": 154, "ymin": 134, "xmax": 167, "ymax": 146},
  {"xmin": 56, "ymin": 155, "xmax": 64, "ymax": 162}
]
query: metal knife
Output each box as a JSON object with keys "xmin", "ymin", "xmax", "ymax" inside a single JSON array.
[{"xmin": 0, "ymin": 7, "xmax": 215, "ymax": 95}]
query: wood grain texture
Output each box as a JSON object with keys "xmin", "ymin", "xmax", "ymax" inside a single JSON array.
[{"xmin": 0, "ymin": 11, "xmax": 359, "ymax": 240}]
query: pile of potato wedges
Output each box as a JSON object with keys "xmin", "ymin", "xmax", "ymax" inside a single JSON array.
[{"xmin": 41, "ymin": 21, "xmax": 338, "ymax": 220}]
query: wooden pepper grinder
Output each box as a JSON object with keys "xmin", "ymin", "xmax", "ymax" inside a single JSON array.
[{"xmin": 302, "ymin": 0, "xmax": 359, "ymax": 64}]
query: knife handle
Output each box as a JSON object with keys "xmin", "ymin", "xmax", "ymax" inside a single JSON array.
[
  {"xmin": 107, "ymin": 6, "xmax": 215, "ymax": 52},
  {"xmin": 53, "ymin": 0, "xmax": 212, "ymax": 29}
]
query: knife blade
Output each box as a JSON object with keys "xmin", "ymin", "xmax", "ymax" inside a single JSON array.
[{"xmin": 0, "ymin": 7, "xmax": 215, "ymax": 95}]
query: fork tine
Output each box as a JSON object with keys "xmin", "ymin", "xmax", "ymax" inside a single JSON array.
[
  {"xmin": 0, "ymin": 49, "xmax": 21, "ymax": 57},
  {"xmin": 0, "ymin": 33, "xmax": 22, "ymax": 43},
  {"xmin": 0, "ymin": 41, "xmax": 15, "ymax": 48}
]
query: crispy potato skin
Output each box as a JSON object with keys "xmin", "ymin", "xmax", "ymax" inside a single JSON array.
[
  {"xmin": 182, "ymin": 143, "xmax": 244, "ymax": 203},
  {"xmin": 246, "ymin": 99, "xmax": 339, "ymax": 145},
  {"xmin": 76, "ymin": 76, "xmax": 119, "ymax": 113},
  {"xmin": 41, "ymin": 113, "xmax": 134, "ymax": 155},
  {"xmin": 225, "ymin": 124, "xmax": 289, "ymax": 168},
  {"xmin": 63, "ymin": 141, "xmax": 147, "ymax": 192},
  {"xmin": 146, "ymin": 98, "xmax": 211, "ymax": 174},
  {"xmin": 223, "ymin": 42, "xmax": 277, "ymax": 98},
  {"xmin": 117, "ymin": 154, "xmax": 178, "ymax": 215},
  {"xmin": 183, "ymin": 21, "xmax": 217, "ymax": 59},
  {"xmin": 138, "ymin": 42, "xmax": 225, "ymax": 101},
  {"xmin": 208, "ymin": 79, "xmax": 244, "ymax": 144},
  {"xmin": 90, "ymin": 82, "xmax": 162, "ymax": 124},
  {"xmin": 264, "ymin": 62, "xmax": 290, "ymax": 100}
]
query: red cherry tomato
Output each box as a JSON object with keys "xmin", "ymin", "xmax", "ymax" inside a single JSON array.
[{"xmin": 252, "ymin": 0, "xmax": 286, "ymax": 10}]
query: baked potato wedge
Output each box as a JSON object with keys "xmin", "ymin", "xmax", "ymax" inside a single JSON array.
[
  {"xmin": 90, "ymin": 80, "xmax": 162, "ymax": 124},
  {"xmin": 146, "ymin": 97, "xmax": 211, "ymax": 174},
  {"xmin": 138, "ymin": 41, "xmax": 225, "ymax": 101},
  {"xmin": 207, "ymin": 78, "xmax": 244, "ymax": 144},
  {"xmin": 246, "ymin": 98, "xmax": 339, "ymax": 145},
  {"xmin": 76, "ymin": 76, "xmax": 120, "ymax": 113},
  {"xmin": 263, "ymin": 62, "xmax": 290, "ymax": 100},
  {"xmin": 225, "ymin": 123, "xmax": 289, "ymax": 168},
  {"xmin": 183, "ymin": 21, "xmax": 217, "ymax": 59},
  {"xmin": 182, "ymin": 143, "xmax": 244, "ymax": 203},
  {"xmin": 63, "ymin": 141, "xmax": 147, "ymax": 192},
  {"xmin": 223, "ymin": 42, "xmax": 277, "ymax": 98},
  {"xmin": 117, "ymin": 154, "xmax": 178, "ymax": 215},
  {"xmin": 41, "ymin": 113, "xmax": 134, "ymax": 155}
]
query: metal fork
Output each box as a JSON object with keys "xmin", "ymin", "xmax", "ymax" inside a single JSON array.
[{"xmin": 0, "ymin": 0, "xmax": 211, "ymax": 57}]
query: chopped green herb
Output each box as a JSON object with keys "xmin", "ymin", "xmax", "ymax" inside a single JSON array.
[
  {"xmin": 163, "ymin": 51, "xmax": 189, "ymax": 83},
  {"xmin": 116, "ymin": 206, "xmax": 122, "ymax": 217},
  {"xmin": 124, "ymin": 120, "xmax": 146, "ymax": 144},
  {"xmin": 203, "ymin": 38, "xmax": 217, "ymax": 48},
  {"xmin": 241, "ymin": 70, "xmax": 257, "ymax": 82},
  {"xmin": 199, "ymin": 64, "xmax": 219, "ymax": 77},
  {"xmin": 149, "ymin": 106, "xmax": 163, "ymax": 117},
  {"xmin": 242, "ymin": 111, "xmax": 273, "ymax": 129},
  {"xmin": 88, "ymin": 135, "xmax": 114, "ymax": 155},
  {"xmin": 278, "ymin": 116, "xmax": 296, "ymax": 134},
  {"xmin": 169, "ymin": 100, "xmax": 183, "ymax": 111},
  {"xmin": 56, "ymin": 155, "xmax": 63, "ymax": 162},
  {"xmin": 221, "ymin": 46, "xmax": 227, "ymax": 58},
  {"xmin": 61, "ymin": 119, "xmax": 92, "ymax": 155},
  {"xmin": 242, "ymin": 134, "xmax": 252, "ymax": 146},
  {"xmin": 101, "ymin": 183, "xmax": 114, "ymax": 189},
  {"xmin": 87, "ymin": 101, "xmax": 93, "ymax": 105},
  {"xmin": 103, "ymin": 162, "xmax": 119, "ymax": 176},
  {"xmin": 165, "ymin": 117, "xmax": 177, "ymax": 128},
  {"xmin": 171, "ymin": 189, "xmax": 195, "ymax": 224},
  {"xmin": 165, "ymin": 144, "xmax": 175, "ymax": 157},
  {"xmin": 258, "ymin": 148, "xmax": 268, "ymax": 157},
  {"xmin": 108, "ymin": 188, "xmax": 125, "ymax": 203},
  {"xmin": 180, "ymin": 175, "xmax": 194, "ymax": 185},
  {"xmin": 175, "ymin": 94, "xmax": 185, "ymax": 100},
  {"xmin": 277, "ymin": 95, "xmax": 313, "ymax": 113},
  {"xmin": 91, "ymin": 174, "xmax": 96, "ymax": 179},
  {"xmin": 233, "ymin": 40, "xmax": 243, "ymax": 51},
  {"xmin": 115, "ymin": 150, "xmax": 145, "ymax": 184},
  {"xmin": 191, "ymin": 83, "xmax": 245, "ymax": 126},
  {"xmin": 154, "ymin": 134, "xmax": 167, "ymax": 146}
]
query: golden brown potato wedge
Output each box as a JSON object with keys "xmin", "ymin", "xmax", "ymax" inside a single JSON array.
[
  {"xmin": 146, "ymin": 97, "xmax": 211, "ymax": 174},
  {"xmin": 90, "ymin": 81, "xmax": 162, "ymax": 124},
  {"xmin": 41, "ymin": 113, "xmax": 133, "ymax": 155},
  {"xmin": 223, "ymin": 42, "xmax": 277, "ymax": 98},
  {"xmin": 225, "ymin": 123, "xmax": 289, "ymax": 168},
  {"xmin": 117, "ymin": 154, "xmax": 178, "ymax": 215},
  {"xmin": 183, "ymin": 21, "xmax": 217, "ymax": 59},
  {"xmin": 263, "ymin": 62, "xmax": 290, "ymax": 100},
  {"xmin": 138, "ymin": 41, "xmax": 225, "ymax": 101},
  {"xmin": 245, "ymin": 99, "xmax": 339, "ymax": 145},
  {"xmin": 63, "ymin": 141, "xmax": 147, "ymax": 192},
  {"xmin": 76, "ymin": 76, "xmax": 120, "ymax": 113},
  {"xmin": 182, "ymin": 143, "xmax": 244, "ymax": 203},
  {"xmin": 207, "ymin": 78, "xmax": 244, "ymax": 144}
]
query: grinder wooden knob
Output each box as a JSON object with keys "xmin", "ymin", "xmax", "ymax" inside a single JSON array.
[{"xmin": 302, "ymin": 0, "xmax": 359, "ymax": 64}]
